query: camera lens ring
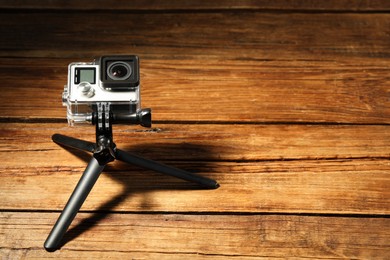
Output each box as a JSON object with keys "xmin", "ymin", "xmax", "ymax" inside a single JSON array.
[{"xmin": 107, "ymin": 61, "xmax": 132, "ymax": 80}]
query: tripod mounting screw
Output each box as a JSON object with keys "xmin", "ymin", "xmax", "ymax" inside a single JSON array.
[{"xmin": 93, "ymin": 136, "xmax": 116, "ymax": 165}]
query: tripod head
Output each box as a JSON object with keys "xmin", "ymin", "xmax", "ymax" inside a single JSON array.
[{"xmin": 91, "ymin": 102, "xmax": 151, "ymax": 165}]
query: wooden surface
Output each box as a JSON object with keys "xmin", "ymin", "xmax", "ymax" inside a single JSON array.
[{"xmin": 0, "ymin": 1, "xmax": 389, "ymax": 259}]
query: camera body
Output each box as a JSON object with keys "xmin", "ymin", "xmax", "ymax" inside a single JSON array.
[{"xmin": 62, "ymin": 55, "xmax": 150, "ymax": 127}]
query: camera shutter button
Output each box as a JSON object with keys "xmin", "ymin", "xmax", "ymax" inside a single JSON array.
[{"xmin": 78, "ymin": 82, "xmax": 95, "ymax": 98}]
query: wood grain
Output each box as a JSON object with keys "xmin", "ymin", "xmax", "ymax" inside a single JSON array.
[
  {"xmin": 1, "ymin": 212, "xmax": 389, "ymax": 259},
  {"xmin": 1, "ymin": 159, "xmax": 389, "ymax": 214},
  {"xmin": 1, "ymin": 123, "xmax": 389, "ymax": 162},
  {"xmin": 0, "ymin": 12, "xmax": 389, "ymax": 60}
]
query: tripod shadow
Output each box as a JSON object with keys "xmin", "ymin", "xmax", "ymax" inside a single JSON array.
[{"xmin": 57, "ymin": 141, "xmax": 219, "ymax": 248}]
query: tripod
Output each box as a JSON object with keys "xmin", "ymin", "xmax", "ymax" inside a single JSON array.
[{"xmin": 44, "ymin": 107, "xmax": 219, "ymax": 251}]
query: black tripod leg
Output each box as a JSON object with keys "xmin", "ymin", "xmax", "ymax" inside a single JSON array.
[
  {"xmin": 52, "ymin": 133, "xmax": 96, "ymax": 153},
  {"xmin": 44, "ymin": 157, "xmax": 105, "ymax": 251},
  {"xmin": 115, "ymin": 149, "xmax": 219, "ymax": 189}
]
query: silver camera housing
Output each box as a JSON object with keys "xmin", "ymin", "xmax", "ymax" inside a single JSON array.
[{"xmin": 62, "ymin": 56, "xmax": 141, "ymax": 125}]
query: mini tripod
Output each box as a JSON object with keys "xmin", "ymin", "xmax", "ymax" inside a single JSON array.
[{"xmin": 44, "ymin": 104, "xmax": 219, "ymax": 251}]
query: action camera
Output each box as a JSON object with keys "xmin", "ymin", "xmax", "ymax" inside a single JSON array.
[{"xmin": 62, "ymin": 55, "xmax": 150, "ymax": 126}]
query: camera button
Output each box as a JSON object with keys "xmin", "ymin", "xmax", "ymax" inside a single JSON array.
[{"xmin": 78, "ymin": 82, "xmax": 95, "ymax": 98}]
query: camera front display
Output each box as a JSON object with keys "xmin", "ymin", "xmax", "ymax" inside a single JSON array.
[
  {"xmin": 75, "ymin": 67, "xmax": 96, "ymax": 84},
  {"xmin": 62, "ymin": 55, "xmax": 147, "ymax": 126}
]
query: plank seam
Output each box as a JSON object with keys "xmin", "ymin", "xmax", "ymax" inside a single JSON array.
[
  {"xmin": 0, "ymin": 209, "xmax": 389, "ymax": 218},
  {"xmin": 1, "ymin": 118, "xmax": 390, "ymax": 126},
  {"xmin": 0, "ymin": 8, "xmax": 389, "ymax": 14}
]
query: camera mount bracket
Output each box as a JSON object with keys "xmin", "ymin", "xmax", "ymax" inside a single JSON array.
[
  {"xmin": 44, "ymin": 102, "xmax": 219, "ymax": 251},
  {"xmin": 93, "ymin": 102, "xmax": 116, "ymax": 165}
]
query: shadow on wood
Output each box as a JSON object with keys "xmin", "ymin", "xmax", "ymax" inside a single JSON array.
[{"xmin": 51, "ymin": 140, "xmax": 220, "ymax": 249}]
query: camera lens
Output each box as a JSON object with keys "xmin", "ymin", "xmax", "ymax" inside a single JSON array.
[{"xmin": 107, "ymin": 61, "xmax": 132, "ymax": 80}]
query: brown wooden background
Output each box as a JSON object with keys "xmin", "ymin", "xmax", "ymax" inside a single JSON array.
[{"xmin": 0, "ymin": 1, "xmax": 389, "ymax": 259}]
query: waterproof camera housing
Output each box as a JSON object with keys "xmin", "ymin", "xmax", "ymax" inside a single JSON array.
[{"xmin": 62, "ymin": 55, "xmax": 150, "ymax": 127}]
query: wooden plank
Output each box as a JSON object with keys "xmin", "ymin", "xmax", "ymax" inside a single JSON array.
[
  {"xmin": 0, "ymin": 0, "xmax": 389, "ymax": 11},
  {"xmin": 0, "ymin": 123, "xmax": 389, "ymax": 214},
  {"xmin": 1, "ymin": 12, "xmax": 389, "ymax": 123},
  {"xmin": 1, "ymin": 13, "xmax": 389, "ymax": 60},
  {"xmin": 1, "ymin": 159, "xmax": 389, "ymax": 214},
  {"xmin": 1, "ymin": 212, "xmax": 389, "ymax": 258},
  {"xmin": 1, "ymin": 57, "xmax": 389, "ymax": 123}
]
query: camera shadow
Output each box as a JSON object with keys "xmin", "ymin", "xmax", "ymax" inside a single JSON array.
[{"xmin": 56, "ymin": 141, "xmax": 220, "ymax": 248}]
